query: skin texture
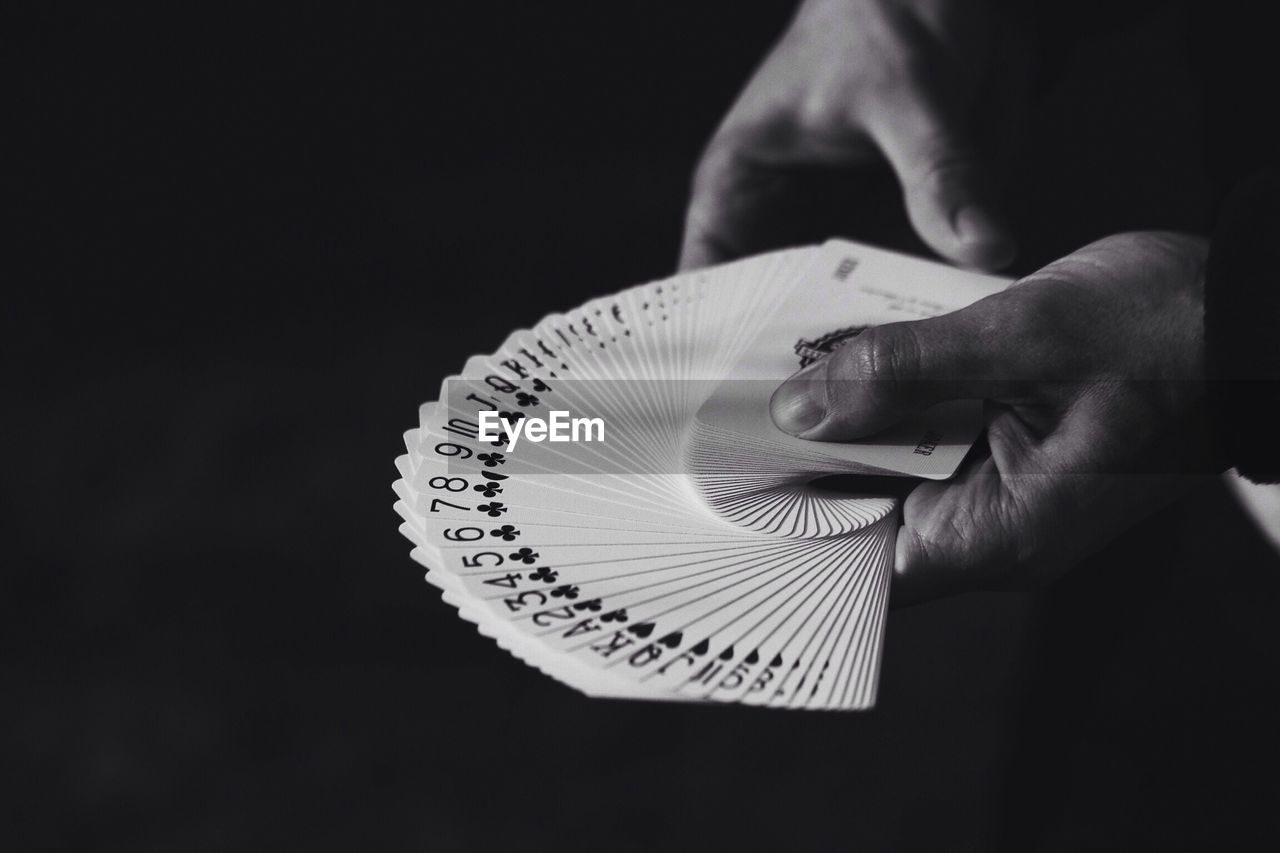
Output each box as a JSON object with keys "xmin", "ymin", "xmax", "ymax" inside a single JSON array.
[
  {"xmin": 683, "ymin": 1, "xmax": 1222, "ymax": 604},
  {"xmin": 769, "ymin": 232, "xmax": 1216, "ymax": 605},
  {"xmin": 679, "ymin": 0, "xmax": 1016, "ymax": 273}
]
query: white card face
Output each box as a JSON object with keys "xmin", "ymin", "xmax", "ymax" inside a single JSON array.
[
  {"xmin": 392, "ymin": 239, "xmax": 995, "ymax": 710},
  {"xmin": 695, "ymin": 239, "xmax": 1011, "ymax": 480}
]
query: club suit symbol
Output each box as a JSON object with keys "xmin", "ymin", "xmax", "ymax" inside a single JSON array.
[
  {"xmin": 490, "ymin": 524, "xmax": 520, "ymax": 541},
  {"xmin": 528, "ymin": 566, "xmax": 558, "ymax": 584}
]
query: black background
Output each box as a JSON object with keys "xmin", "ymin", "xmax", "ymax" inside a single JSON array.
[{"xmin": 9, "ymin": 3, "xmax": 1280, "ymax": 850}]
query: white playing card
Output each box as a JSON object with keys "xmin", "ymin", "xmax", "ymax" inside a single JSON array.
[
  {"xmin": 393, "ymin": 239, "xmax": 1003, "ymax": 709},
  {"xmin": 695, "ymin": 239, "xmax": 1011, "ymax": 480}
]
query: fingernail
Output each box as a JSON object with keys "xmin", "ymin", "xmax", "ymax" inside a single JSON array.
[{"xmin": 770, "ymin": 361, "xmax": 827, "ymax": 436}]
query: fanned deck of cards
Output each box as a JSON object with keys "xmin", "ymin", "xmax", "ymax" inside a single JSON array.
[{"xmin": 393, "ymin": 239, "xmax": 1009, "ymax": 709}]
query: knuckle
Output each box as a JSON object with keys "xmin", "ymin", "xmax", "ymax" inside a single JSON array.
[
  {"xmin": 793, "ymin": 86, "xmax": 857, "ymax": 140},
  {"xmin": 912, "ymin": 505, "xmax": 983, "ymax": 578},
  {"xmin": 867, "ymin": 325, "xmax": 921, "ymax": 388},
  {"xmin": 917, "ymin": 495, "xmax": 1023, "ymax": 588},
  {"xmin": 828, "ymin": 330, "xmax": 878, "ymax": 383},
  {"xmin": 830, "ymin": 325, "xmax": 919, "ymax": 411}
]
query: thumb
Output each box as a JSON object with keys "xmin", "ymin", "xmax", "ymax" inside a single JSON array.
[
  {"xmin": 770, "ymin": 308, "xmax": 1020, "ymax": 440},
  {"xmin": 866, "ymin": 93, "xmax": 1016, "ymax": 272}
]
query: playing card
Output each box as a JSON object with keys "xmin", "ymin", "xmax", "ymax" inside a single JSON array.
[
  {"xmin": 392, "ymin": 239, "xmax": 1006, "ymax": 708},
  {"xmin": 695, "ymin": 239, "xmax": 1011, "ymax": 481}
]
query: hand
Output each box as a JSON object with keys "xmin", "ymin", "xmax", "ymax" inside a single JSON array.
[
  {"xmin": 679, "ymin": 0, "xmax": 1016, "ymax": 272},
  {"xmin": 769, "ymin": 232, "xmax": 1218, "ymax": 604}
]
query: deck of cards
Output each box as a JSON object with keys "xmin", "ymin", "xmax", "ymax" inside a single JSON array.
[{"xmin": 393, "ymin": 239, "xmax": 1008, "ymax": 709}]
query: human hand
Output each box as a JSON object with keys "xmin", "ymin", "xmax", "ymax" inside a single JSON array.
[
  {"xmin": 770, "ymin": 231, "xmax": 1219, "ymax": 604},
  {"xmin": 679, "ymin": 0, "xmax": 1016, "ymax": 273}
]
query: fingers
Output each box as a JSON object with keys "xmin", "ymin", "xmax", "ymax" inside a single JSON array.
[
  {"xmin": 681, "ymin": 99, "xmax": 1016, "ymax": 273},
  {"xmin": 678, "ymin": 110, "xmax": 876, "ymax": 271},
  {"xmin": 770, "ymin": 303, "xmax": 1022, "ymax": 440},
  {"xmin": 678, "ymin": 141, "xmax": 770, "ymax": 271},
  {"xmin": 891, "ymin": 481, "xmax": 977, "ymax": 607},
  {"xmin": 889, "ymin": 441, "xmax": 1029, "ymax": 607},
  {"xmin": 890, "ymin": 471, "xmax": 1007, "ymax": 607},
  {"xmin": 866, "ymin": 88, "xmax": 1016, "ymax": 271},
  {"xmin": 678, "ymin": 0, "xmax": 1015, "ymax": 272}
]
